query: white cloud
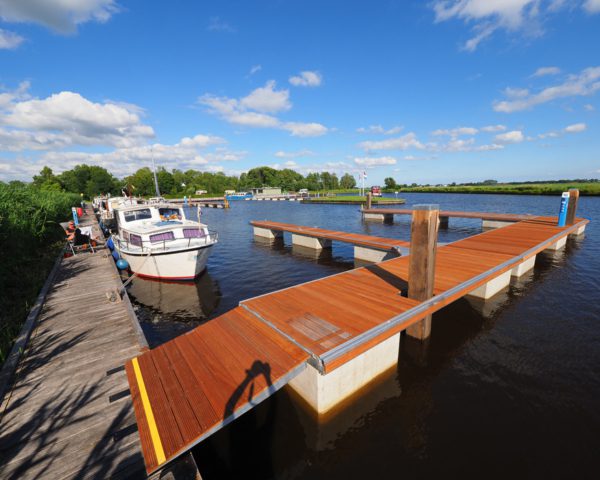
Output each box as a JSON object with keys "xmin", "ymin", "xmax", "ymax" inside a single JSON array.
[
  {"xmin": 274, "ymin": 149, "xmax": 314, "ymax": 158},
  {"xmin": 564, "ymin": 122, "xmax": 587, "ymax": 133},
  {"xmin": 584, "ymin": 103, "xmax": 595, "ymax": 111},
  {"xmin": 240, "ymin": 80, "xmax": 291, "ymax": 113},
  {"xmin": 359, "ymin": 132, "xmax": 425, "ymax": 152},
  {"xmin": 431, "ymin": 1, "xmax": 599, "ymax": 51},
  {"xmin": 495, "ymin": 130, "xmax": 525, "ymax": 143},
  {"xmin": 354, "ymin": 156, "xmax": 397, "ymax": 167},
  {"xmin": 583, "ymin": 0, "xmax": 600, "ymax": 13},
  {"xmin": 199, "ymin": 81, "xmax": 328, "ymax": 137},
  {"xmin": 249, "ymin": 65, "xmax": 262, "ymax": 76},
  {"xmin": 481, "ymin": 124, "xmax": 507, "ymax": 132},
  {"xmin": 356, "ymin": 125, "xmax": 403, "ymax": 135},
  {"xmin": 0, "ymin": 0, "xmax": 119, "ymax": 34},
  {"xmin": 0, "ymin": 132, "xmax": 233, "ymax": 181},
  {"xmin": 289, "ymin": 71, "xmax": 322, "ymax": 87},
  {"xmin": 432, "ymin": 0, "xmax": 542, "ymax": 50},
  {"xmin": 493, "ymin": 67, "xmax": 600, "ymax": 113},
  {"xmin": 462, "ymin": 23, "xmax": 496, "ymax": 52},
  {"xmin": 432, "ymin": 126, "xmax": 478, "ymax": 137},
  {"xmin": 0, "ymin": 86, "xmax": 154, "ymax": 150},
  {"xmin": 532, "ymin": 66, "xmax": 561, "ymax": 77},
  {"xmin": 207, "ymin": 16, "xmax": 235, "ymax": 33},
  {"xmin": 281, "ymin": 121, "xmax": 328, "ymax": 137},
  {"xmin": 0, "ymin": 28, "xmax": 23, "ymax": 49}
]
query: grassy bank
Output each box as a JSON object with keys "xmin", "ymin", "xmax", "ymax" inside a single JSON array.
[
  {"xmin": 0, "ymin": 183, "xmax": 79, "ymax": 366},
  {"xmin": 302, "ymin": 195, "xmax": 405, "ymax": 204},
  {"xmin": 390, "ymin": 181, "xmax": 600, "ymax": 196}
]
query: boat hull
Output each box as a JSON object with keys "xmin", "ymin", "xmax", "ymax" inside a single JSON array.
[{"xmin": 118, "ymin": 245, "xmax": 213, "ymax": 280}]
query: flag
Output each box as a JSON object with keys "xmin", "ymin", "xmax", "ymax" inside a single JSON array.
[{"xmin": 363, "ymin": 171, "xmax": 367, "ymax": 179}]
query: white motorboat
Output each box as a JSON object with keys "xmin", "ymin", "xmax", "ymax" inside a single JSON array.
[{"xmin": 112, "ymin": 203, "xmax": 217, "ymax": 280}]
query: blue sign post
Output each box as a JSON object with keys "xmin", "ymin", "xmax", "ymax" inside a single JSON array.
[
  {"xmin": 557, "ymin": 192, "xmax": 570, "ymax": 227},
  {"xmin": 71, "ymin": 207, "xmax": 79, "ymax": 226}
]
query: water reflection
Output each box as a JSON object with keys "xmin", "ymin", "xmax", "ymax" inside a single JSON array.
[{"xmin": 125, "ymin": 271, "xmax": 221, "ymax": 347}]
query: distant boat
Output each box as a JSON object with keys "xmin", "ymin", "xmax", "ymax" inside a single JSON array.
[
  {"xmin": 113, "ymin": 202, "xmax": 218, "ymax": 280},
  {"xmin": 225, "ymin": 191, "xmax": 252, "ymax": 200}
]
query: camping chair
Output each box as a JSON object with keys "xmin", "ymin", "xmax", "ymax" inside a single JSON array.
[{"xmin": 61, "ymin": 222, "xmax": 96, "ymax": 255}]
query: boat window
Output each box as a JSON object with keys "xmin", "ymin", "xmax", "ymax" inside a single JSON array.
[
  {"xmin": 150, "ymin": 231, "xmax": 175, "ymax": 243},
  {"xmin": 158, "ymin": 208, "xmax": 182, "ymax": 220},
  {"xmin": 183, "ymin": 228, "xmax": 205, "ymax": 238},
  {"xmin": 123, "ymin": 208, "xmax": 152, "ymax": 222},
  {"xmin": 130, "ymin": 234, "xmax": 143, "ymax": 246}
]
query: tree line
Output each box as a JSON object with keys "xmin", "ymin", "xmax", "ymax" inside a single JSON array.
[{"xmin": 23, "ymin": 164, "xmax": 380, "ymax": 197}]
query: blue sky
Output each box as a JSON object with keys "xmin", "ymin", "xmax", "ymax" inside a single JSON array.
[{"xmin": 0, "ymin": 0, "xmax": 599, "ymax": 185}]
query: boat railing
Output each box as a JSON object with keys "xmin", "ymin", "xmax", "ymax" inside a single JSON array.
[{"xmin": 116, "ymin": 230, "xmax": 218, "ymax": 253}]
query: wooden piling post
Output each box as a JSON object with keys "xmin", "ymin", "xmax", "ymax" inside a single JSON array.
[
  {"xmin": 366, "ymin": 192, "xmax": 372, "ymax": 210},
  {"xmin": 566, "ymin": 188, "xmax": 579, "ymax": 225},
  {"xmin": 406, "ymin": 204, "xmax": 439, "ymax": 340}
]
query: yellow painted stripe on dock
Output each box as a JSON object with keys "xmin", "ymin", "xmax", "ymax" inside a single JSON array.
[{"xmin": 132, "ymin": 357, "xmax": 166, "ymax": 465}]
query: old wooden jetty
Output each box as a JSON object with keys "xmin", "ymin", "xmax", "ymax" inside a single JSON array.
[
  {"xmin": 362, "ymin": 207, "xmax": 535, "ymax": 228},
  {"xmin": 0, "ymin": 212, "xmax": 150, "ymax": 479},
  {"xmin": 251, "ymin": 220, "xmax": 410, "ymax": 262},
  {"xmin": 169, "ymin": 197, "xmax": 228, "ymax": 208},
  {"xmin": 126, "ymin": 204, "xmax": 588, "ymax": 475}
]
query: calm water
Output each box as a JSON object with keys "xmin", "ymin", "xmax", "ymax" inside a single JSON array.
[{"xmin": 125, "ymin": 193, "xmax": 600, "ymax": 479}]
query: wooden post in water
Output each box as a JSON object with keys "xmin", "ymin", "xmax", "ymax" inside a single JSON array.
[
  {"xmin": 406, "ymin": 204, "xmax": 439, "ymax": 340},
  {"xmin": 366, "ymin": 192, "xmax": 372, "ymax": 210},
  {"xmin": 566, "ymin": 188, "xmax": 579, "ymax": 225}
]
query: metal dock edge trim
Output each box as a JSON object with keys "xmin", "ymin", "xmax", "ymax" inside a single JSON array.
[
  {"xmin": 239, "ymin": 304, "xmax": 325, "ymax": 372},
  {"xmin": 319, "ymin": 220, "xmax": 586, "ymax": 367}
]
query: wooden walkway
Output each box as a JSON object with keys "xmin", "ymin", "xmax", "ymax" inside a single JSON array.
[
  {"xmin": 0, "ymin": 215, "xmax": 148, "ymax": 479},
  {"xmin": 126, "ymin": 215, "xmax": 588, "ymax": 475},
  {"xmin": 251, "ymin": 220, "xmax": 410, "ymax": 250},
  {"xmin": 362, "ymin": 208, "xmax": 534, "ymax": 222}
]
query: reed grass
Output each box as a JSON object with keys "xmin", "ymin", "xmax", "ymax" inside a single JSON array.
[{"xmin": 0, "ymin": 183, "xmax": 79, "ymax": 365}]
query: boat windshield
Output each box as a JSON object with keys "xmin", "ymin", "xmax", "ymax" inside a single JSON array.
[
  {"xmin": 159, "ymin": 207, "xmax": 182, "ymax": 220},
  {"xmin": 123, "ymin": 208, "xmax": 152, "ymax": 222}
]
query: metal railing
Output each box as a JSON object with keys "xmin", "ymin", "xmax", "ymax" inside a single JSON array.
[{"xmin": 115, "ymin": 230, "xmax": 218, "ymax": 254}]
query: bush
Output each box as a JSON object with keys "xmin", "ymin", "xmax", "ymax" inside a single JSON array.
[{"xmin": 0, "ymin": 183, "xmax": 80, "ymax": 365}]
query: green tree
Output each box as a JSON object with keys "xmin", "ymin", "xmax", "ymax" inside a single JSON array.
[
  {"xmin": 126, "ymin": 167, "xmax": 155, "ymax": 196},
  {"xmin": 384, "ymin": 177, "xmax": 397, "ymax": 189},
  {"xmin": 32, "ymin": 166, "xmax": 62, "ymax": 191},
  {"xmin": 246, "ymin": 166, "xmax": 279, "ymax": 187},
  {"xmin": 340, "ymin": 173, "xmax": 356, "ymax": 189}
]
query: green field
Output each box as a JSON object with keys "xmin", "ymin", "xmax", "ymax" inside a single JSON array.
[{"xmin": 392, "ymin": 182, "xmax": 600, "ymax": 196}]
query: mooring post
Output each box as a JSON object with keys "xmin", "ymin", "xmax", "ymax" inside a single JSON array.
[
  {"xmin": 566, "ymin": 188, "xmax": 579, "ymax": 225},
  {"xmin": 406, "ymin": 204, "xmax": 439, "ymax": 340},
  {"xmin": 366, "ymin": 192, "xmax": 372, "ymax": 209}
]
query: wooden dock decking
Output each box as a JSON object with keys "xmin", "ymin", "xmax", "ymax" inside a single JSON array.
[
  {"xmin": 126, "ymin": 214, "xmax": 588, "ymax": 475},
  {"xmin": 0, "ymin": 216, "xmax": 148, "ymax": 479},
  {"xmin": 362, "ymin": 208, "xmax": 534, "ymax": 222},
  {"xmin": 250, "ymin": 220, "xmax": 411, "ymax": 250}
]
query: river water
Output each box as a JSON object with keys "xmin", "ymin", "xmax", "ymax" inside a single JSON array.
[{"xmin": 125, "ymin": 193, "xmax": 600, "ymax": 479}]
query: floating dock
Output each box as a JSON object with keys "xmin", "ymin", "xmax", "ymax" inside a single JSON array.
[
  {"xmin": 362, "ymin": 207, "xmax": 535, "ymax": 228},
  {"xmin": 126, "ymin": 210, "xmax": 588, "ymax": 475},
  {"xmin": 251, "ymin": 220, "xmax": 410, "ymax": 262}
]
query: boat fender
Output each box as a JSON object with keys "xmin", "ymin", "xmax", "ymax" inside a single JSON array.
[
  {"xmin": 111, "ymin": 250, "xmax": 120, "ymax": 262},
  {"xmin": 116, "ymin": 258, "xmax": 129, "ymax": 270},
  {"xmin": 107, "ymin": 237, "xmax": 114, "ymax": 251}
]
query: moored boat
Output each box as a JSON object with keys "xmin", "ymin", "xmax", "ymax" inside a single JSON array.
[{"xmin": 112, "ymin": 203, "xmax": 217, "ymax": 280}]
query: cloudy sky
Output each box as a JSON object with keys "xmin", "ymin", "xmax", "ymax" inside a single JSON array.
[{"xmin": 0, "ymin": 0, "xmax": 599, "ymax": 184}]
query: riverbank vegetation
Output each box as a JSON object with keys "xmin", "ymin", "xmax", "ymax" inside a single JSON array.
[
  {"xmin": 383, "ymin": 179, "xmax": 600, "ymax": 196},
  {"xmin": 0, "ymin": 182, "xmax": 79, "ymax": 366},
  {"xmin": 29, "ymin": 164, "xmax": 361, "ymax": 197}
]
